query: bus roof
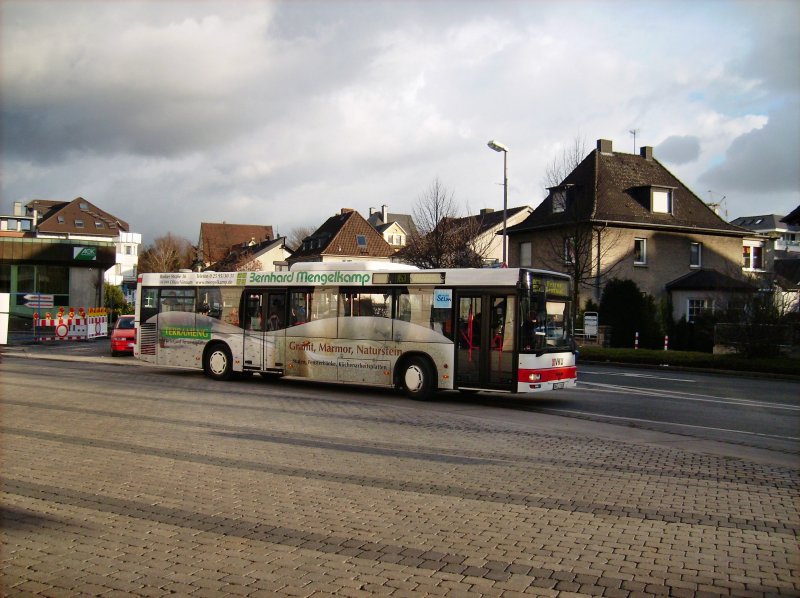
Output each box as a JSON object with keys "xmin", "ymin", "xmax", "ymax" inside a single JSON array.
[{"xmin": 138, "ymin": 265, "xmax": 570, "ymax": 289}]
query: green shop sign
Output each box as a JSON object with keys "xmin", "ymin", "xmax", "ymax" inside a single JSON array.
[{"xmin": 73, "ymin": 246, "xmax": 97, "ymax": 261}]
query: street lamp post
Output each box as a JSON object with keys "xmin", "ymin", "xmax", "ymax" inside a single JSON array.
[{"xmin": 487, "ymin": 140, "xmax": 509, "ymax": 266}]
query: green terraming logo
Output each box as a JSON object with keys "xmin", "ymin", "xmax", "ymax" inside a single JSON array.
[{"xmin": 162, "ymin": 326, "xmax": 211, "ymax": 340}]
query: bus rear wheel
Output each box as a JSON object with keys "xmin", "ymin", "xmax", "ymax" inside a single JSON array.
[
  {"xmin": 400, "ymin": 356, "xmax": 434, "ymax": 401},
  {"xmin": 204, "ymin": 343, "xmax": 232, "ymax": 381}
]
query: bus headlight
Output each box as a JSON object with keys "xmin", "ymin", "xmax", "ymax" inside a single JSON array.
[{"xmin": 528, "ymin": 373, "xmax": 541, "ymax": 381}]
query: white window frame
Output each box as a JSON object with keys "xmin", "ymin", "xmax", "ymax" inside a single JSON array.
[
  {"xmin": 563, "ymin": 237, "xmax": 575, "ymax": 264},
  {"xmin": 552, "ymin": 190, "xmax": 566, "ymax": 214},
  {"xmin": 742, "ymin": 240, "xmax": 764, "ymax": 271},
  {"xmin": 520, "ymin": 241, "xmax": 532, "ymax": 267},
  {"xmin": 687, "ymin": 298, "xmax": 713, "ymax": 322},
  {"xmin": 634, "ymin": 238, "xmax": 647, "ymax": 265},
  {"xmin": 690, "ymin": 242, "xmax": 702, "ymax": 268},
  {"xmin": 651, "ymin": 188, "xmax": 673, "ymax": 214}
]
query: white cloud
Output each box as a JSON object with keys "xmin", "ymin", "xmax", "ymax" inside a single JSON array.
[{"xmin": 1, "ymin": 0, "xmax": 798, "ymax": 242}]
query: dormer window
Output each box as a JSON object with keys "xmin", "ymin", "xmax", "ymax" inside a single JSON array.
[
  {"xmin": 75, "ymin": 219, "xmax": 85, "ymax": 228},
  {"xmin": 57, "ymin": 216, "xmax": 65, "ymax": 224},
  {"xmin": 79, "ymin": 202, "xmax": 89, "ymax": 210},
  {"xmin": 552, "ymin": 189, "xmax": 567, "ymax": 214},
  {"xmin": 95, "ymin": 221, "xmax": 105, "ymax": 229},
  {"xmin": 651, "ymin": 187, "xmax": 673, "ymax": 214}
]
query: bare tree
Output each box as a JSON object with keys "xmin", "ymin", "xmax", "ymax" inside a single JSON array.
[
  {"xmin": 400, "ymin": 179, "xmax": 494, "ymax": 268},
  {"xmin": 542, "ymin": 135, "xmax": 589, "ymax": 189},
  {"xmin": 138, "ymin": 234, "xmax": 195, "ymax": 273},
  {"xmin": 287, "ymin": 225, "xmax": 316, "ymax": 252},
  {"xmin": 537, "ymin": 140, "xmax": 624, "ymax": 313}
]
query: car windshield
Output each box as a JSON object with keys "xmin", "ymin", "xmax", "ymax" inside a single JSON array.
[{"xmin": 116, "ymin": 318, "xmax": 135, "ymax": 330}]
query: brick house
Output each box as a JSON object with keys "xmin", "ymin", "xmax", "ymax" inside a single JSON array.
[
  {"xmin": 288, "ymin": 208, "xmax": 394, "ymax": 265},
  {"xmin": 507, "ymin": 139, "xmax": 763, "ymax": 322}
]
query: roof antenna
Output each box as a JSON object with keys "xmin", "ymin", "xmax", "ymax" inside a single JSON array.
[{"xmin": 629, "ymin": 128, "xmax": 639, "ymax": 153}]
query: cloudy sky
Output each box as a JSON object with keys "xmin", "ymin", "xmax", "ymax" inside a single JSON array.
[{"xmin": 2, "ymin": 0, "xmax": 798, "ymax": 245}]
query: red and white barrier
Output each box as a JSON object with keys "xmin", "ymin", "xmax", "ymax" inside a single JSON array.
[{"xmin": 33, "ymin": 307, "xmax": 108, "ymax": 342}]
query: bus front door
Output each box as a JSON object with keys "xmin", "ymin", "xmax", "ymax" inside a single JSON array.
[{"xmin": 455, "ymin": 293, "xmax": 516, "ymax": 390}]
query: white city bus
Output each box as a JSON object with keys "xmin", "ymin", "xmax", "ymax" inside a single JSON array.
[{"xmin": 135, "ymin": 262, "xmax": 577, "ymax": 399}]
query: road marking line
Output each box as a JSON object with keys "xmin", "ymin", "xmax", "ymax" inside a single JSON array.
[
  {"xmin": 578, "ymin": 382, "xmax": 800, "ymax": 412},
  {"xmin": 545, "ymin": 408, "xmax": 800, "ymax": 441},
  {"xmin": 581, "ymin": 370, "xmax": 696, "ymax": 382}
]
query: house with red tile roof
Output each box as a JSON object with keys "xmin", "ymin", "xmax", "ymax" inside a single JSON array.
[
  {"xmin": 198, "ymin": 222, "xmax": 274, "ymax": 268},
  {"xmin": 288, "ymin": 209, "xmax": 393, "ymax": 266}
]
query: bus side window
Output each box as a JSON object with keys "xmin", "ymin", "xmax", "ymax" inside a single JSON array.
[
  {"xmin": 289, "ymin": 291, "xmax": 310, "ymax": 325},
  {"xmin": 311, "ymin": 288, "xmax": 337, "ymax": 320},
  {"xmin": 197, "ymin": 287, "xmax": 223, "ymax": 319},
  {"xmin": 242, "ymin": 293, "xmax": 263, "ymax": 331},
  {"xmin": 160, "ymin": 289, "xmax": 196, "ymax": 313},
  {"xmin": 140, "ymin": 287, "xmax": 158, "ymax": 323}
]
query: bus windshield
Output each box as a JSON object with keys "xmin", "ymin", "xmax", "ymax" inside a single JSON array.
[{"xmin": 518, "ymin": 282, "xmax": 572, "ymax": 354}]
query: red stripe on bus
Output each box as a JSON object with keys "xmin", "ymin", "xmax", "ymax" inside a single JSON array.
[{"xmin": 517, "ymin": 366, "xmax": 576, "ymax": 383}]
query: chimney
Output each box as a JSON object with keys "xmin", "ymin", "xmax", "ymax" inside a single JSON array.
[
  {"xmin": 340, "ymin": 208, "xmax": 354, "ymax": 215},
  {"xmin": 381, "ymin": 204, "xmax": 388, "ymax": 223},
  {"xmin": 479, "ymin": 208, "xmax": 495, "ymax": 217},
  {"xmin": 13, "ymin": 201, "xmax": 23, "ymax": 216},
  {"xmin": 640, "ymin": 146, "xmax": 653, "ymax": 161},
  {"xmin": 597, "ymin": 139, "xmax": 613, "ymax": 154},
  {"xmin": 369, "ymin": 207, "xmax": 375, "ymax": 215}
]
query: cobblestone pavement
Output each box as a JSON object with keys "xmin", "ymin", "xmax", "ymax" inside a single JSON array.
[{"xmin": 1, "ymin": 347, "xmax": 798, "ymax": 597}]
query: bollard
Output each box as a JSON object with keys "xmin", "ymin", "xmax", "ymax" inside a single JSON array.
[
  {"xmin": 634, "ymin": 331, "xmax": 639, "ymax": 350},
  {"xmin": 664, "ymin": 335, "xmax": 669, "ymax": 351}
]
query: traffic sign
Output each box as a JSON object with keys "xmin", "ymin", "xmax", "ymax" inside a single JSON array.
[{"xmin": 24, "ymin": 294, "xmax": 54, "ymax": 308}]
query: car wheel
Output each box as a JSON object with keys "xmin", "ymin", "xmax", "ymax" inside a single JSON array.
[
  {"xmin": 204, "ymin": 343, "xmax": 233, "ymax": 381},
  {"xmin": 400, "ymin": 356, "xmax": 435, "ymax": 401}
]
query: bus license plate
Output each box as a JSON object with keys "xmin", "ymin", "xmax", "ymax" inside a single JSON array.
[{"xmin": 553, "ymin": 382, "xmax": 564, "ymax": 390}]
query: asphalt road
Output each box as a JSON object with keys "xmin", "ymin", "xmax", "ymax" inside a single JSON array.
[
  {"xmin": 445, "ymin": 364, "xmax": 800, "ymax": 456},
  {"xmin": 2, "ymin": 340, "xmax": 799, "ymax": 596}
]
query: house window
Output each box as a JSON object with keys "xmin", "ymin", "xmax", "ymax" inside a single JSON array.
[
  {"xmin": 634, "ymin": 238, "xmax": 647, "ymax": 265},
  {"xmin": 520, "ymin": 242, "xmax": 532, "ymax": 267},
  {"xmin": 95, "ymin": 221, "xmax": 105, "ymax": 229},
  {"xmin": 552, "ymin": 190, "xmax": 566, "ymax": 214},
  {"xmin": 57, "ymin": 216, "xmax": 65, "ymax": 224},
  {"xmin": 74, "ymin": 219, "xmax": 85, "ymax": 228},
  {"xmin": 687, "ymin": 298, "xmax": 713, "ymax": 322},
  {"xmin": 651, "ymin": 188, "xmax": 672, "ymax": 214},
  {"xmin": 356, "ymin": 235, "xmax": 367, "ymax": 248},
  {"xmin": 79, "ymin": 202, "xmax": 89, "ymax": 210},
  {"xmin": 563, "ymin": 237, "xmax": 575, "ymax": 264},
  {"xmin": 690, "ymin": 242, "xmax": 702, "ymax": 268},
  {"xmin": 743, "ymin": 241, "xmax": 764, "ymax": 270}
]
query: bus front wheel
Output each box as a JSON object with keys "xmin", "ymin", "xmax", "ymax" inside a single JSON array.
[
  {"xmin": 400, "ymin": 356, "xmax": 434, "ymax": 401},
  {"xmin": 204, "ymin": 343, "xmax": 232, "ymax": 381}
]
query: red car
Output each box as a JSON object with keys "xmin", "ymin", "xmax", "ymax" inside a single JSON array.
[{"xmin": 110, "ymin": 315, "xmax": 136, "ymax": 356}]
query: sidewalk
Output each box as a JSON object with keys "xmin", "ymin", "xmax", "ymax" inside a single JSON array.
[{"xmin": 0, "ymin": 336, "xmax": 142, "ymax": 366}]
